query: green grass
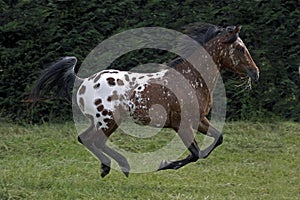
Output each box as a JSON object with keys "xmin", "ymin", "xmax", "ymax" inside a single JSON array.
[{"xmin": 1, "ymin": 121, "xmax": 299, "ymax": 199}]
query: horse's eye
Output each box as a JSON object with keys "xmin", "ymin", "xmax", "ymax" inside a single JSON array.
[{"xmin": 237, "ymin": 47, "xmax": 245, "ymax": 54}]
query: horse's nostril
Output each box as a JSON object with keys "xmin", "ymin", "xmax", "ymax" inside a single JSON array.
[
  {"xmin": 254, "ymin": 68, "xmax": 260, "ymax": 82},
  {"xmin": 255, "ymin": 72, "xmax": 259, "ymax": 82},
  {"xmin": 247, "ymin": 68, "xmax": 259, "ymax": 82}
]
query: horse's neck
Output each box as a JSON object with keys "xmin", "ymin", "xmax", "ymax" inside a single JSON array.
[
  {"xmin": 201, "ymin": 41, "xmax": 223, "ymax": 91},
  {"xmin": 203, "ymin": 40, "xmax": 222, "ymax": 70},
  {"xmin": 172, "ymin": 55, "xmax": 220, "ymax": 94},
  {"xmin": 170, "ymin": 38, "xmax": 223, "ymax": 93}
]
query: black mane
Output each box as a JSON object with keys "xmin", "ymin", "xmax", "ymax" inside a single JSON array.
[
  {"xmin": 168, "ymin": 23, "xmax": 230, "ymax": 67},
  {"xmin": 181, "ymin": 23, "xmax": 226, "ymax": 45}
]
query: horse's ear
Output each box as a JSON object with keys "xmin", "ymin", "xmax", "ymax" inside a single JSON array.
[
  {"xmin": 221, "ymin": 25, "xmax": 240, "ymax": 43},
  {"xmin": 235, "ymin": 25, "xmax": 242, "ymax": 34},
  {"xmin": 225, "ymin": 26, "xmax": 235, "ymax": 33}
]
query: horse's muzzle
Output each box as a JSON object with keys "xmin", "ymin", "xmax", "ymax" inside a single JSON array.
[{"xmin": 247, "ymin": 68, "xmax": 259, "ymax": 82}]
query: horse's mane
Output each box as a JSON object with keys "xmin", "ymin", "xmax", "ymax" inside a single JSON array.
[
  {"xmin": 167, "ymin": 23, "xmax": 226, "ymax": 67},
  {"xmin": 181, "ymin": 23, "xmax": 225, "ymax": 45}
]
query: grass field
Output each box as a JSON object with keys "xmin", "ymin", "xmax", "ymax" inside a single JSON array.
[{"xmin": 0, "ymin": 121, "xmax": 299, "ymax": 199}]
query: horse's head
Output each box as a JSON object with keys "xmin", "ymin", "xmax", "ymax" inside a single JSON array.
[{"xmin": 209, "ymin": 25, "xmax": 260, "ymax": 82}]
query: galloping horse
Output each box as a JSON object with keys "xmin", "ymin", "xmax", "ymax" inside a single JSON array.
[{"xmin": 29, "ymin": 24, "xmax": 259, "ymax": 177}]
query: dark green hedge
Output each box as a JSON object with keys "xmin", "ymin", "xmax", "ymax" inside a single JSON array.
[{"xmin": 0, "ymin": 0, "xmax": 299, "ymax": 123}]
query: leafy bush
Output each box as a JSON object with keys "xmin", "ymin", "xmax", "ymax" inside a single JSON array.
[{"xmin": 0, "ymin": 0, "xmax": 299, "ymax": 123}]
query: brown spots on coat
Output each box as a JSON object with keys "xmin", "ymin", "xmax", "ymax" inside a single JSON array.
[
  {"xmin": 97, "ymin": 105, "xmax": 104, "ymax": 112},
  {"xmin": 124, "ymin": 74, "xmax": 130, "ymax": 82},
  {"xmin": 107, "ymin": 91, "xmax": 119, "ymax": 102},
  {"xmin": 107, "ymin": 77, "xmax": 116, "ymax": 86},
  {"xmin": 119, "ymin": 94, "xmax": 125, "ymax": 101},
  {"xmin": 79, "ymin": 85, "xmax": 86, "ymax": 95},
  {"xmin": 96, "ymin": 121, "xmax": 103, "ymax": 130},
  {"xmin": 94, "ymin": 73, "xmax": 102, "ymax": 83},
  {"xmin": 95, "ymin": 99, "xmax": 102, "ymax": 105},
  {"xmin": 93, "ymin": 83, "xmax": 100, "ymax": 89},
  {"xmin": 102, "ymin": 109, "xmax": 108, "ymax": 116},
  {"xmin": 103, "ymin": 118, "xmax": 110, "ymax": 123},
  {"xmin": 79, "ymin": 97, "xmax": 85, "ymax": 111},
  {"xmin": 117, "ymin": 79, "xmax": 124, "ymax": 86}
]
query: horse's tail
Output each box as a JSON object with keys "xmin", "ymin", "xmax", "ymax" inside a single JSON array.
[{"xmin": 28, "ymin": 56, "xmax": 83, "ymax": 107}]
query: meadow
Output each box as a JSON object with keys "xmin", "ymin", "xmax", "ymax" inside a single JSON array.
[{"xmin": 0, "ymin": 121, "xmax": 299, "ymax": 199}]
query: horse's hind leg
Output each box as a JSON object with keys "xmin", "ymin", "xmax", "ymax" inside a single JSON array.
[
  {"xmin": 197, "ymin": 117, "xmax": 223, "ymax": 158},
  {"xmin": 78, "ymin": 125, "xmax": 130, "ymax": 177},
  {"xmin": 96, "ymin": 131, "xmax": 131, "ymax": 177},
  {"xmin": 78, "ymin": 125, "xmax": 112, "ymax": 177},
  {"xmin": 102, "ymin": 145, "xmax": 130, "ymax": 177}
]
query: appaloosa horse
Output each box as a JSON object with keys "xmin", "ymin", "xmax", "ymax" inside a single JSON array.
[{"xmin": 29, "ymin": 24, "xmax": 259, "ymax": 177}]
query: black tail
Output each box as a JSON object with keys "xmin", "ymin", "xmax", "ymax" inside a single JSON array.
[{"xmin": 29, "ymin": 56, "xmax": 82, "ymax": 106}]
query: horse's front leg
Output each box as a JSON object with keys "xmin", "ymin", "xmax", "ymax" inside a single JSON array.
[
  {"xmin": 78, "ymin": 125, "xmax": 111, "ymax": 178},
  {"xmin": 198, "ymin": 117, "xmax": 223, "ymax": 158},
  {"xmin": 158, "ymin": 125, "xmax": 201, "ymax": 170}
]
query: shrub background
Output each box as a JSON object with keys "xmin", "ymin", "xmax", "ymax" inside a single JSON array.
[{"xmin": 0, "ymin": 0, "xmax": 299, "ymax": 123}]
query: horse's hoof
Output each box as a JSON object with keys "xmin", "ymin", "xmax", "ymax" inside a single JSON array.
[
  {"xmin": 158, "ymin": 160, "xmax": 170, "ymax": 170},
  {"xmin": 199, "ymin": 150, "xmax": 209, "ymax": 159},
  {"xmin": 101, "ymin": 171, "xmax": 108, "ymax": 178},
  {"xmin": 121, "ymin": 167, "xmax": 130, "ymax": 177},
  {"xmin": 100, "ymin": 164, "xmax": 111, "ymax": 178},
  {"xmin": 123, "ymin": 171, "xmax": 130, "ymax": 177}
]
